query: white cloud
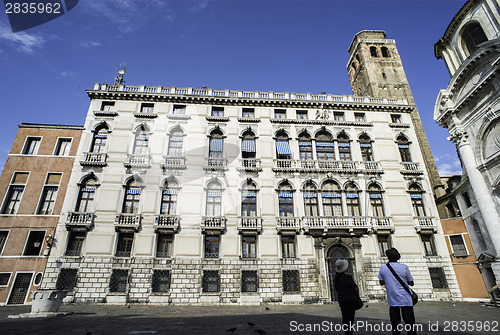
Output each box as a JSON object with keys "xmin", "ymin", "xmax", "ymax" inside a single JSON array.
[
  {"xmin": 81, "ymin": 41, "xmax": 102, "ymax": 48},
  {"xmin": 0, "ymin": 21, "xmax": 45, "ymax": 53},
  {"xmin": 436, "ymin": 154, "xmax": 462, "ymax": 176},
  {"xmin": 60, "ymin": 71, "xmax": 74, "ymax": 77}
]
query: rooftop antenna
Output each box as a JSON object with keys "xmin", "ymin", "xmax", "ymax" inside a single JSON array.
[{"xmin": 115, "ymin": 64, "xmax": 127, "ymax": 85}]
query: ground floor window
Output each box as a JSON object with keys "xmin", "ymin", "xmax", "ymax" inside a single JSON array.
[
  {"xmin": 151, "ymin": 270, "xmax": 171, "ymax": 293},
  {"xmin": 429, "ymin": 267, "xmax": 448, "ymax": 289},
  {"xmin": 55, "ymin": 268, "xmax": 78, "ymax": 291},
  {"xmin": 202, "ymin": 270, "xmax": 220, "ymax": 293},
  {"xmin": 109, "ymin": 269, "xmax": 129, "ymax": 293},
  {"xmin": 282, "ymin": 270, "xmax": 300, "ymax": 293},
  {"xmin": 377, "ymin": 234, "xmax": 391, "ymax": 257},
  {"xmin": 242, "ymin": 235, "xmax": 257, "ymax": 258},
  {"xmin": 281, "ymin": 235, "xmax": 296, "ymax": 258},
  {"xmin": 241, "ymin": 270, "xmax": 258, "ymax": 293}
]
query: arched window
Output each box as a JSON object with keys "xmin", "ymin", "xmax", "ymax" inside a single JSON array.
[
  {"xmin": 278, "ymin": 182, "xmax": 294, "ymax": 217},
  {"xmin": 303, "ymin": 182, "xmax": 319, "ymax": 216},
  {"xmin": 409, "ymin": 183, "xmax": 426, "ymax": 217},
  {"xmin": 338, "ymin": 133, "xmax": 351, "ymax": 161},
  {"xmin": 316, "ymin": 132, "xmax": 335, "ymax": 160},
  {"xmin": 345, "ymin": 183, "xmax": 360, "ymax": 216},
  {"xmin": 462, "ymin": 22, "xmax": 488, "ymax": 56},
  {"xmin": 206, "ymin": 181, "xmax": 222, "ymax": 216},
  {"xmin": 322, "ymin": 181, "xmax": 342, "ymax": 216},
  {"xmin": 209, "ymin": 130, "xmax": 224, "ymax": 158},
  {"xmin": 133, "ymin": 126, "xmax": 149, "ymax": 155},
  {"xmin": 160, "ymin": 180, "xmax": 178, "ymax": 215},
  {"xmin": 241, "ymin": 131, "xmax": 256, "ymax": 159},
  {"xmin": 76, "ymin": 177, "xmax": 97, "ymax": 212},
  {"xmin": 471, "ymin": 219, "xmax": 487, "ymax": 251},
  {"xmin": 397, "ymin": 135, "xmax": 412, "ymax": 162},
  {"xmin": 241, "ymin": 181, "xmax": 257, "ymax": 217},
  {"xmin": 381, "ymin": 47, "xmax": 390, "ymax": 58},
  {"xmin": 298, "ymin": 132, "xmax": 312, "ymax": 160},
  {"xmin": 359, "ymin": 134, "xmax": 373, "ymax": 161},
  {"xmin": 368, "ymin": 183, "xmax": 384, "ymax": 217},
  {"xmin": 122, "ymin": 179, "xmax": 142, "ymax": 214},
  {"xmin": 275, "ymin": 131, "xmax": 292, "ymax": 160},
  {"xmin": 370, "ymin": 46, "xmax": 379, "ymax": 57},
  {"xmin": 167, "ymin": 129, "xmax": 183, "ymax": 157},
  {"xmin": 90, "ymin": 125, "xmax": 108, "ymax": 153}
]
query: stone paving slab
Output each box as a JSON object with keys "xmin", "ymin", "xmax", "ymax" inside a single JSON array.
[{"xmin": 0, "ymin": 302, "xmax": 498, "ymax": 335}]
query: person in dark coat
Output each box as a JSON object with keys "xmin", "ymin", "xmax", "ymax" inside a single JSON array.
[{"xmin": 334, "ymin": 258, "xmax": 358, "ymax": 335}]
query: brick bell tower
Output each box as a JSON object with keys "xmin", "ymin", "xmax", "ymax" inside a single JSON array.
[{"xmin": 347, "ymin": 30, "xmax": 444, "ymax": 195}]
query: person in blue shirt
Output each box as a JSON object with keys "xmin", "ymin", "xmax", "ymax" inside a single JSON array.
[{"xmin": 378, "ymin": 248, "xmax": 416, "ymax": 335}]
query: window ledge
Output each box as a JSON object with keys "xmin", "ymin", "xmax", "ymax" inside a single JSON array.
[
  {"xmin": 107, "ymin": 292, "xmax": 127, "ymax": 296},
  {"xmin": 150, "ymin": 292, "xmax": 170, "ymax": 296},
  {"xmin": 201, "ymin": 292, "xmax": 221, "ymax": 296}
]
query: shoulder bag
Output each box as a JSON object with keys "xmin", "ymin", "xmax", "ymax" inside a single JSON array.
[{"xmin": 386, "ymin": 263, "xmax": 418, "ymax": 306}]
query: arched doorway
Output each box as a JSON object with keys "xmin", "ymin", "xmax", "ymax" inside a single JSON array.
[{"xmin": 326, "ymin": 244, "xmax": 354, "ymax": 302}]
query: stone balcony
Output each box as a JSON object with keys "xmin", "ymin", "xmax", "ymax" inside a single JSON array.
[
  {"xmin": 273, "ymin": 159, "xmax": 365, "ymax": 174},
  {"xmin": 414, "ymin": 216, "xmax": 437, "ymax": 233},
  {"xmin": 115, "ymin": 213, "xmax": 142, "ymax": 232},
  {"xmin": 204, "ymin": 157, "xmax": 228, "ymax": 171},
  {"xmin": 302, "ymin": 216, "xmax": 371, "ymax": 234},
  {"xmin": 237, "ymin": 217, "xmax": 262, "ymax": 232},
  {"xmin": 371, "ymin": 216, "xmax": 394, "ymax": 233},
  {"xmin": 133, "ymin": 111, "xmax": 157, "ymax": 119},
  {"xmin": 201, "ymin": 216, "xmax": 226, "ymax": 232},
  {"xmin": 363, "ymin": 161, "xmax": 383, "ymax": 174},
  {"xmin": 93, "ymin": 109, "xmax": 117, "ymax": 117},
  {"xmin": 400, "ymin": 162, "xmax": 423, "ymax": 175},
  {"xmin": 124, "ymin": 154, "xmax": 151, "ymax": 169},
  {"xmin": 65, "ymin": 212, "xmax": 95, "ymax": 231},
  {"xmin": 276, "ymin": 217, "xmax": 301, "ymax": 232},
  {"xmin": 154, "ymin": 214, "xmax": 180, "ymax": 232},
  {"xmin": 237, "ymin": 159, "xmax": 262, "ymax": 172},
  {"xmin": 161, "ymin": 156, "xmax": 186, "ymax": 170},
  {"xmin": 80, "ymin": 152, "xmax": 107, "ymax": 167}
]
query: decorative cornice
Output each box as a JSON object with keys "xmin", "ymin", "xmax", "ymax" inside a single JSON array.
[{"xmin": 448, "ymin": 130, "xmax": 469, "ymax": 147}]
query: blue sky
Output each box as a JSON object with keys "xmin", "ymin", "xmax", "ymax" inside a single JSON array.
[{"xmin": 0, "ymin": 0, "xmax": 464, "ymax": 175}]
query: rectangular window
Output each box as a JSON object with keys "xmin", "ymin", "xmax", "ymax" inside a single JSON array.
[
  {"xmin": 156, "ymin": 234, "xmax": 173, "ymax": 258},
  {"xmin": 101, "ymin": 101, "xmax": 115, "ymax": 111},
  {"xmin": 0, "ymin": 231, "xmax": 8, "ymax": 254},
  {"xmin": 391, "ymin": 114, "xmax": 401, "ymax": 123},
  {"xmin": 281, "ymin": 235, "xmax": 296, "ymax": 258},
  {"xmin": 378, "ymin": 235, "xmax": 391, "ymax": 256},
  {"xmin": 202, "ymin": 270, "xmax": 220, "ymax": 293},
  {"xmin": 204, "ymin": 235, "xmax": 220, "ymax": 258},
  {"xmin": 0, "ymin": 273, "xmax": 10, "ymax": 286},
  {"xmin": 109, "ymin": 269, "xmax": 129, "ymax": 293},
  {"xmin": 36, "ymin": 173, "xmax": 61, "ymax": 215},
  {"xmin": 449, "ymin": 235, "xmax": 468, "ymax": 257},
  {"xmin": 462, "ymin": 192, "xmax": 472, "ymax": 208},
  {"xmin": 242, "ymin": 235, "xmax": 257, "ymax": 258},
  {"xmin": 140, "ymin": 103, "xmax": 154, "ymax": 114},
  {"xmin": 421, "ymin": 234, "xmax": 437, "ymax": 256},
  {"xmin": 274, "ymin": 109, "xmax": 286, "ymax": 119},
  {"xmin": 333, "ymin": 112, "xmax": 345, "ymax": 121},
  {"xmin": 445, "ymin": 203, "xmax": 456, "ymax": 218},
  {"xmin": 282, "ymin": 270, "xmax": 300, "ymax": 293},
  {"xmin": 22, "ymin": 137, "xmax": 41, "ymax": 155},
  {"xmin": 2, "ymin": 171, "xmax": 28, "ymax": 214},
  {"xmin": 116, "ymin": 233, "xmax": 134, "ymax": 257},
  {"xmin": 242, "ymin": 108, "xmax": 255, "ymax": 118},
  {"xmin": 151, "ymin": 270, "xmax": 171, "ymax": 293},
  {"xmin": 23, "ymin": 231, "xmax": 45, "ymax": 256},
  {"xmin": 429, "ymin": 267, "xmax": 448, "ymax": 289},
  {"xmin": 65, "ymin": 232, "xmax": 85, "ymax": 256},
  {"xmin": 354, "ymin": 113, "xmax": 366, "ymax": 122},
  {"xmin": 211, "ymin": 107, "xmax": 224, "ymax": 117},
  {"xmin": 55, "ymin": 268, "xmax": 78, "ymax": 291},
  {"xmin": 54, "ymin": 138, "xmax": 72, "ymax": 156},
  {"xmin": 173, "ymin": 104, "xmax": 186, "ymax": 115},
  {"xmin": 296, "ymin": 110, "xmax": 307, "ymax": 119},
  {"xmin": 241, "ymin": 270, "xmax": 258, "ymax": 293}
]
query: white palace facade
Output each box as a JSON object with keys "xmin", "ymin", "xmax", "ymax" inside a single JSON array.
[{"xmin": 40, "ymin": 31, "xmax": 460, "ymax": 304}]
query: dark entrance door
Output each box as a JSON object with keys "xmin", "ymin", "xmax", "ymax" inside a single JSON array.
[
  {"xmin": 7, "ymin": 273, "xmax": 33, "ymax": 305},
  {"xmin": 327, "ymin": 245, "xmax": 354, "ymax": 302}
]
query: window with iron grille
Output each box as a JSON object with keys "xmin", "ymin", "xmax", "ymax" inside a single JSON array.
[
  {"xmin": 156, "ymin": 234, "xmax": 173, "ymax": 258},
  {"xmin": 378, "ymin": 235, "xmax": 391, "ymax": 257},
  {"xmin": 242, "ymin": 235, "xmax": 256, "ymax": 258},
  {"xmin": 421, "ymin": 234, "xmax": 437, "ymax": 256},
  {"xmin": 242, "ymin": 108, "xmax": 255, "ymax": 118},
  {"xmin": 204, "ymin": 235, "xmax": 219, "ymax": 258},
  {"xmin": 241, "ymin": 270, "xmax": 258, "ymax": 293},
  {"xmin": 23, "ymin": 231, "xmax": 45, "ymax": 256},
  {"xmin": 429, "ymin": 267, "xmax": 448, "ymax": 289},
  {"xmin": 66, "ymin": 231, "xmax": 86, "ymax": 256},
  {"xmin": 151, "ymin": 270, "xmax": 171, "ymax": 293},
  {"xmin": 116, "ymin": 233, "xmax": 133, "ymax": 257},
  {"xmin": 109, "ymin": 269, "xmax": 129, "ymax": 293},
  {"xmin": 281, "ymin": 235, "xmax": 296, "ymax": 258},
  {"xmin": 449, "ymin": 235, "xmax": 468, "ymax": 257},
  {"xmin": 282, "ymin": 270, "xmax": 300, "ymax": 293},
  {"xmin": 22, "ymin": 137, "xmax": 41, "ymax": 155},
  {"xmin": 202, "ymin": 270, "xmax": 220, "ymax": 293},
  {"xmin": 0, "ymin": 273, "xmax": 11, "ymax": 286},
  {"xmin": 55, "ymin": 268, "xmax": 78, "ymax": 291},
  {"xmin": 0, "ymin": 231, "xmax": 9, "ymax": 254},
  {"xmin": 211, "ymin": 107, "xmax": 224, "ymax": 117}
]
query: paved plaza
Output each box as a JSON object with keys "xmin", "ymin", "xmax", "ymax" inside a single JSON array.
[{"xmin": 0, "ymin": 301, "xmax": 498, "ymax": 335}]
